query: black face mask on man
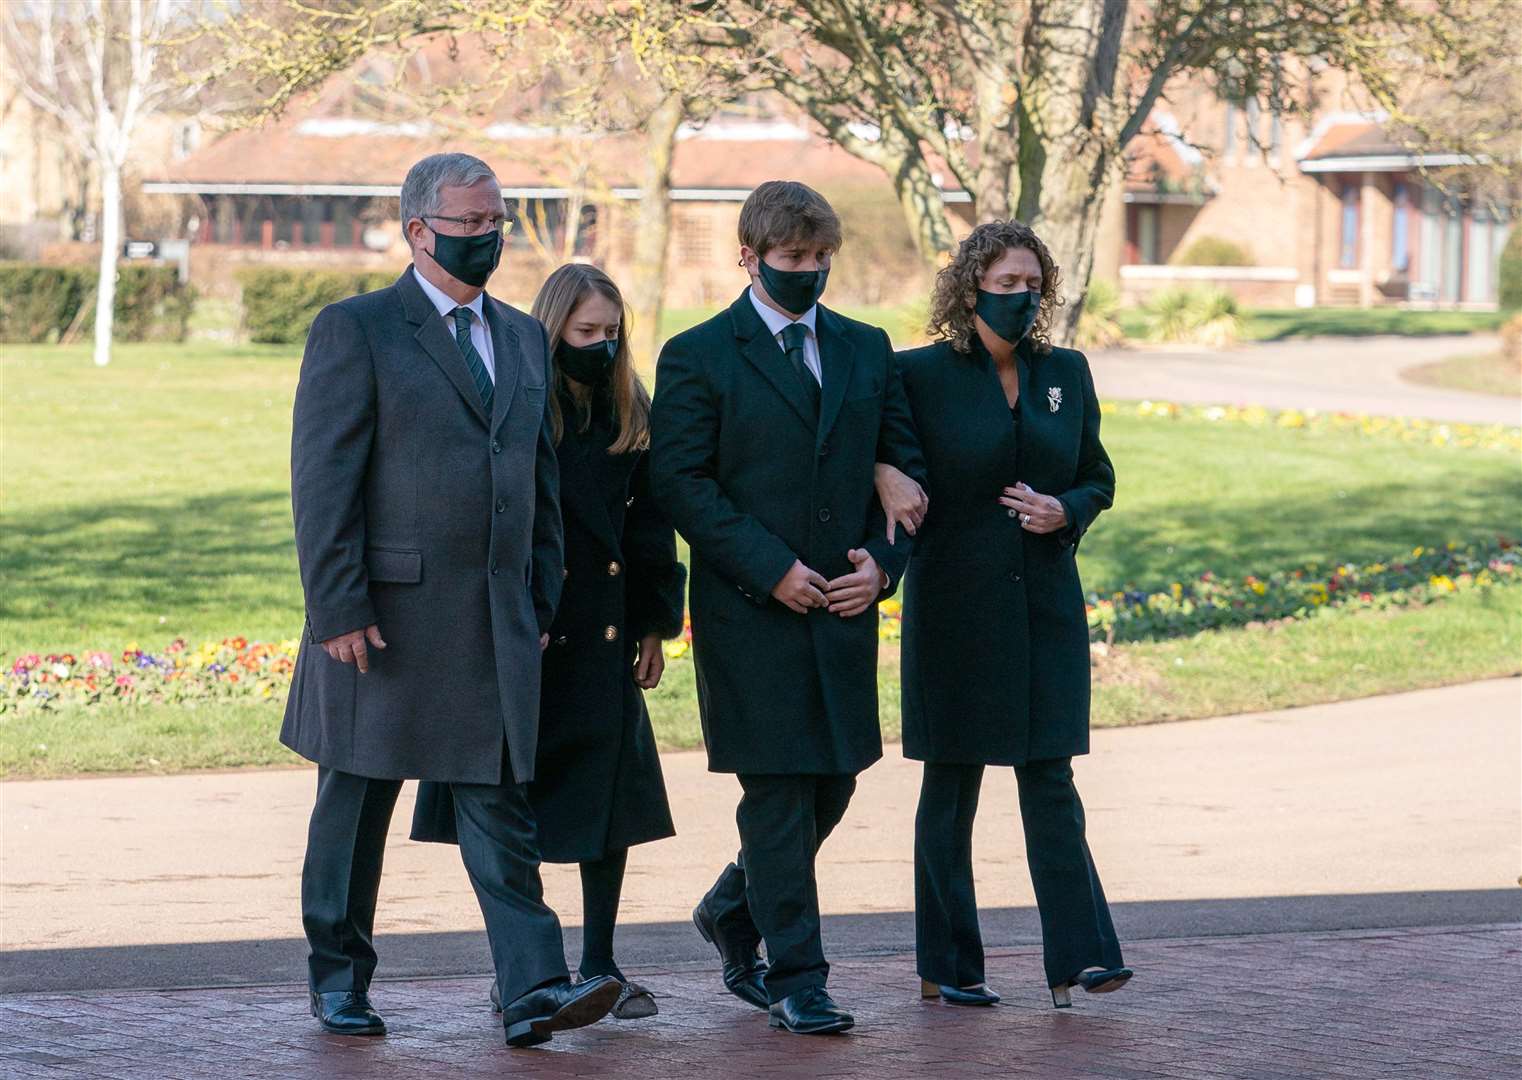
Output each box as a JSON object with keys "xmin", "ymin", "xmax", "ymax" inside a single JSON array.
[
  {"xmin": 428, "ymin": 224, "xmax": 503, "ymax": 288},
  {"xmin": 975, "ymin": 288, "xmax": 1040, "ymax": 344},
  {"xmin": 556, "ymin": 338, "xmax": 617, "ymax": 386},
  {"xmin": 757, "ymin": 257, "xmax": 829, "ymax": 316}
]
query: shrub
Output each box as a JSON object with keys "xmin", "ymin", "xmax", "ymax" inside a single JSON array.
[
  {"xmin": 1075, "ymin": 278, "xmax": 1126, "ymax": 349},
  {"xmin": 238, "ymin": 268, "xmax": 397, "ymax": 344},
  {"xmin": 0, "ymin": 262, "xmax": 193, "ymax": 343},
  {"xmin": 1174, "ymin": 236, "xmax": 1254, "ymax": 267},
  {"xmin": 1499, "ymin": 226, "xmax": 1522, "ymax": 313},
  {"xmin": 0, "ymin": 264, "xmax": 84, "ymax": 343},
  {"xmin": 1143, "ymin": 285, "xmax": 1242, "ymax": 347},
  {"xmin": 1500, "ymin": 313, "xmax": 1521, "ymax": 368}
]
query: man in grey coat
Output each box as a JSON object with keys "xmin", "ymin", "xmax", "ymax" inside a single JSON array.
[{"xmin": 281, "ymin": 153, "xmax": 619, "ymax": 1047}]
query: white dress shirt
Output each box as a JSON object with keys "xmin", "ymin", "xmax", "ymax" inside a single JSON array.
[
  {"xmin": 413, "ymin": 266, "xmax": 495, "ymax": 383},
  {"xmin": 748, "ymin": 286, "xmax": 821, "ymax": 385}
]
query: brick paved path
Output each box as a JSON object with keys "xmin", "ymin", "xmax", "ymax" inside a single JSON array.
[{"xmin": 3, "ymin": 924, "xmax": 1517, "ymax": 1079}]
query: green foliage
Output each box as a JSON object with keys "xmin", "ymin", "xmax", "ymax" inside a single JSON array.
[
  {"xmin": 1075, "ymin": 278, "xmax": 1126, "ymax": 349},
  {"xmin": 238, "ymin": 268, "xmax": 396, "ymax": 344},
  {"xmin": 1174, "ymin": 236, "xmax": 1255, "ymax": 266},
  {"xmin": 1499, "ymin": 226, "xmax": 1522, "ymax": 312},
  {"xmin": 0, "ymin": 263, "xmax": 193, "ymax": 343},
  {"xmin": 1143, "ymin": 286, "xmax": 1242, "ymax": 346},
  {"xmin": 0, "ymin": 264, "xmax": 83, "ymax": 343}
]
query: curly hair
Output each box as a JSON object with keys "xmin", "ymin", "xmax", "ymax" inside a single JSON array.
[{"xmin": 926, "ymin": 220, "xmax": 1064, "ymax": 354}]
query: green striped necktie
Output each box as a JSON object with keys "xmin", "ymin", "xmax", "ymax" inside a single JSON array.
[{"xmin": 451, "ymin": 306, "xmax": 494, "ymax": 412}]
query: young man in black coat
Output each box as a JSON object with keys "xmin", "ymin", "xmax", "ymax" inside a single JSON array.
[{"xmin": 650, "ymin": 180, "xmax": 926, "ymax": 1034}]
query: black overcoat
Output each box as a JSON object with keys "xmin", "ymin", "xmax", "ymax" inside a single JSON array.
[
  {"xmin": 896, "ymin": 337, "xmax": 1114, "ymax": 766},
  {"xmin": 280, "ymin": 268, "xmax": 562, "ymax": 785},
  {"xmin": 649, "ymin": 291, "xmax": 926, "ymax": 775},
  {"xmin": 412, "ymin": 392, "xmax": 684, "ymax": 861}
]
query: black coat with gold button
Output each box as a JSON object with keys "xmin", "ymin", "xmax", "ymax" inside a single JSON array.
[
  {"xmin": 411, "ymin": 389, "xmax": 684, "ymax": 862},
  {"xmin": 896, "ymin": 336, "xmax": 1114, "ymax": 766}
]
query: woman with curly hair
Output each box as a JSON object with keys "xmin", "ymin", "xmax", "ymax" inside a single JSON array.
[{"xmin": 877, "ymin": 220, "xmax": 1130, "ymax": 1010}]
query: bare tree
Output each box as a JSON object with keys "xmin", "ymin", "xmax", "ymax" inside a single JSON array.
[
  {"xmin": 711, "ymin": 0, "xmax": 1507, "ymax": 340},
  {"xmin": 2, "ymin": 0, "xmax": 200, "ymax": 366}
]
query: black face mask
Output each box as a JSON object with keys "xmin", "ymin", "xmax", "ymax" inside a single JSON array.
[
  {"xmin": 556, "ymin": 338, "xmax": 617, "ymax": 385},
  {"xmin": 975, "ymin": 288, "xmax": 1039, "ymax": 344},
  {"xmin": 758, "ymin": 257, "xmax": 829, "ymax": 316},
  {"xmin": 428, "ymin": 226, "xmax": 503, "ymax": 288}
]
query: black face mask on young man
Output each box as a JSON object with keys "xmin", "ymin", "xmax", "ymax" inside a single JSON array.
[
  {"xmin": 429, "ymin": 226, "xmax": 503, "ymax": 288},
  {"xmin": 975, "ymin": 288, "xmax": 1040, "ymax": 344},
  {"xmin": 758, "ymin": 257, "xmax": 829, "ymax": 316},
  {"xmin": 556, "ymin": 338, "xmax": 617, "ymax": 386}
]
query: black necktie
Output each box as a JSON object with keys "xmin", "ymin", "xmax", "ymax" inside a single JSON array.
[
  {"xmin": 452, "ymin": 306, "xmax": 494, "ymax": 413},
  {"xmin": 780, "ymin": 322, "xmax": 820, "ymax": 415}
]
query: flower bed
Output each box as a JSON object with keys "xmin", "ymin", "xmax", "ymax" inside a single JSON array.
[
  {"xmin": 6, "ymin": 542, "xmax": 1515, "ymax": 712},
  {"xmin": 3, "ymin": 637, "xmax": 297, "ymax": 714},
  {"xmin": 1105, "ymin": 400, "xmax": 1522, "ymax": 454},
  {"xmin": 1083, "ymin": 538, "xmax": 1519, "ymax": 644}
]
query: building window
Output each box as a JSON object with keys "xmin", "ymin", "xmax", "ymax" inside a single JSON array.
[
  {"xmin": 1339, "ymin": 182, "xmax": 1360, "ymax": 269},
  {"xmin": 1391, "ymin": 182, "xmax": 1410, "ymax": 272},
  {"xmin": 677, "ymin": 213, "xmax": 713, "ymax": 262}
]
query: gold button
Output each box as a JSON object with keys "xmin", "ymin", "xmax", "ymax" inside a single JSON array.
[
  {"xmin": 608, "ymin": 561, "xmax": 621, "ymax": 576},
  {"xmin": 603, "ymin": 626, "xmax": 618, "ymax": 642}
]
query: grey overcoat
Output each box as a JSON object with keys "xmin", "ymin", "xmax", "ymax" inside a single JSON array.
[{"xmin": 279, "ymin": 267, "xmax": 563, "ymax": 785}]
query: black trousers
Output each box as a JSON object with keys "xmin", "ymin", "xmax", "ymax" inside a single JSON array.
[
  {"xmin": 914, "ymin": 758, "xmax": 1123, "ymax": 989},
  {"xmin": 301, "ymin": 766, "xmax": 568, "ymax": 1006},
  {"xmin": 702, "ymin": 773, "xmax": 856, "ymax": 1003}
]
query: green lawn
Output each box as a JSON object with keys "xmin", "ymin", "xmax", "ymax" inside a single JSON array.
[
  {"xmin": 2, "ymin": 340, "xmax": 1519, "ymax": 777},
  {"xmin": 1402, "ymin": 351, "xmax": 1520, "ymax": 398},
  {"xmin": 1114, "ymin": 305, "xmax": 1505, "ymax": 344}
]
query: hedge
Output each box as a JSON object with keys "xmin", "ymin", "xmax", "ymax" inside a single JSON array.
[
  {"xmin": 238, "ymin": 268, "xmax": 398, "ymax": 344},
  {"xmin": 1499, "ymin": 225, "xmax": 1522, "ymax": 313},
  {"xmin": 0, "ymin": 263, "xmax": 194, "ymax": 344}
]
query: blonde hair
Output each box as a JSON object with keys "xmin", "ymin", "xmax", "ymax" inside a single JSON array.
[
  {"xmin": 927, "ymin": 220, "xmax": 1063, "ymax": 355},
  {"xmin": 531, "ymin": 264, "xmax": 651, "ymax": 454}
]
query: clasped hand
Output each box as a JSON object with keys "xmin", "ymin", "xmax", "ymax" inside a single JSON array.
[
  {"xmin": 999, "ymin": 481, "xmax": 1068, "ymax": 534},
  {"xmin": 771, "ymin": 549, "xmax": 883, "ymax": 617}
]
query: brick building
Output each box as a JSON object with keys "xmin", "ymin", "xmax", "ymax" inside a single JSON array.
[{"xmin": 130, "ymin": 62, "xmax": 1510, "ymax": 313}]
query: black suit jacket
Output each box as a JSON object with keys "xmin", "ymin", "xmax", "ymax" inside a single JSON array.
[
  {"xmin": 650, "ymin": 290, "xmax": 925, "ymax": 775},
  {"xmin": 896, "ymin": 337, "xmax": 1114, "ymax": 765},
  {"xmin": 280, "ymin": 267, "xmax": 562, "ymax": 785}
]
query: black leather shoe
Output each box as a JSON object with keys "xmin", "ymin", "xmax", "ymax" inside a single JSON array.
[
  {"xmin": 692, "ymin": 900, "xmax": 769, "ymax": 1010},
  {"xmin": 920, "ymin": 978, "xmax": 1001, "ymax": 1006},
  {"xmin": 1051, "ymin": 966, "xmax": 1133, "ymax": 1008},
  {"xmin": 767, "ymin": 986, "xmax": 854, "ymax": 1034},
  {"xmin": 309, "ymin": 990, "xmax": 386, "ymax": 1036},
  {"xmin": 502, "ymin": 976, "xmax": 621, "ymax": 1047}
]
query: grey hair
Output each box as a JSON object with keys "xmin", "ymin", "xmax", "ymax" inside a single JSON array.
[{"xmin": 399, "ymin": 152, "xmax": 498, "ymax": 245}]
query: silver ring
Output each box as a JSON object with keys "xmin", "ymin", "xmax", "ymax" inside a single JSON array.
[{"xmin": 1020, "ymin": 513, "xmax": 1032, "ymax": 525}]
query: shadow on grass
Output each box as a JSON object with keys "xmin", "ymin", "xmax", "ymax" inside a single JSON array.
[
  {"xmin": 1082, "ymin": 475, "xmax": 1522, "ymax": 592},
  {"xmin": 0, "ymin": 487, "xmax": 300, "ymax": 645}
]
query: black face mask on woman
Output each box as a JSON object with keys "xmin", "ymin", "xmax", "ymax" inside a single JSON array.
[
  {"xmin": 758, "ymin": 258, "xmax": 829, "ymax": 316},
  {"xmin": 975, "ymin": 288, "xmax": 1040, "ymax": 344},
  {"xmin": 556, "ymin": 338, "xmax": 617, "ymax": 385},
  {"xmin": 429, "ymin": 226, "xmax": 503, "ymax": 288}
]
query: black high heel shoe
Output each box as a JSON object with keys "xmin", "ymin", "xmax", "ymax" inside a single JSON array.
[
  {"xmin": 1050, "ymin": 966, "xmax": 1133, "ymax": 1008},
  {"xmin": 920, "ymin": 978, "xmax": 1001, "ymax": 1006}
]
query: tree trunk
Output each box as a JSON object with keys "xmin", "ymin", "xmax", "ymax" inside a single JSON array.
[
  {"xmin": 627, "ymin": 93, "xmax": 684, "ymax": 373},
  {"xmin": 880, "ymin": 124, "xmax": 959, "ymax": 267},
  {"xmin": 1015, "ymin": 0, "xmax": 1128, "ymax": 345},
  {"xmin": 94, "ymin": 161, "xmax": 122, "ymax": 367}
]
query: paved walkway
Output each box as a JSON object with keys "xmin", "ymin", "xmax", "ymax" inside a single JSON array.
[
  {"xmin": 2, "ymin": 679, "xmax": 1519, "ymax": 1075},
  {"xmin": 2, "ymin": 926, "xmax": 1518, "ymax": 1078},
  {"xmin": 1089, "ymin": 335, "xmax": 1519, "ymax": 426}
]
